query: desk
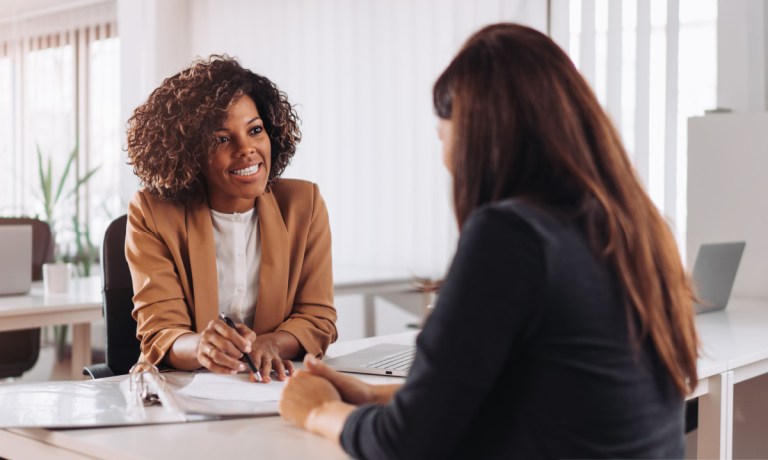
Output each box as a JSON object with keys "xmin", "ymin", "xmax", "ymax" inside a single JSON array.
[
  {"xmin": 334, "ymin": 268, "xmax": 418, "ymax": 337},
  {"xmin": 0, "ymin": 331, "xmax": 415, "ymax": 460},
  {"xmin": 691, "ymin": 297, "xmax": 768, "ymax": 459},
  {"xmin": 4, "ymin": 298, "xmax": 768, "ymax": 459},
  {"xmin": 0, "ymin": 276, "xmax": 102, "ymax": 380}
]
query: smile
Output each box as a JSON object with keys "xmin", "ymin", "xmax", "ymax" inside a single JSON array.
[{"xmin": 230, "ymin": 164, "xmax": 260, "ymax": 176}]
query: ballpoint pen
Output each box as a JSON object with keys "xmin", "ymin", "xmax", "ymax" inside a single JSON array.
[{"xmin": 219, "ymin": 313, "xmax": 263, "ymax": 382}]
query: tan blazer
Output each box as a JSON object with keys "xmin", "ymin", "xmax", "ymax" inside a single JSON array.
[{"xmin": 126, "ymin": 179, "xmax": 337, "ymax": 366}]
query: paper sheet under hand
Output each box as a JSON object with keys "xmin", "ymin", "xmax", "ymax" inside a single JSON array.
[{"xmin": 176, "ymin": 373, "xmax": 286, "ymax": 402}]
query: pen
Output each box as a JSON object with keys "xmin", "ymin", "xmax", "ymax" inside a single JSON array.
[{"xmin": 218, "ymin": 313, "xmax": 263, "ymax": 382}]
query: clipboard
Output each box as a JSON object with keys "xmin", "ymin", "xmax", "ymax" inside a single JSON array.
[{"xmin": 0, "ymin": 361, "xmax": 281, "ymax": 429}]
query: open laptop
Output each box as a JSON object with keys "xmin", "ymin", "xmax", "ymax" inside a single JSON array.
[
  {"xmin": 692, "ymin": 241, "xmax": 745, "ymax": 314},
  {"xmin": 0, "ymin": 225, "xmax": 33, "ymax": 296},
  {"xmin": 323, "ymin": 343, "xmax": 415, "ymax": 377}
]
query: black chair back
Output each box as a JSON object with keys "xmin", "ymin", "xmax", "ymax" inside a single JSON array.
[
  {"xmin": 102, "ymin": 214, "xmax": 140, "ymax": 375},
  {"xmin": 84, "ymin": 214, "xmax": 140, "ymax": 378}
]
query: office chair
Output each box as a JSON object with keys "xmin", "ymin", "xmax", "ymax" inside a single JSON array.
[
  {"xmin": 0, "ymin": 217, "xmax": 54, "ymax": 379},
  {"xmin": 82, "ymin": 214, "xmax": 141, "ymax": 378}
]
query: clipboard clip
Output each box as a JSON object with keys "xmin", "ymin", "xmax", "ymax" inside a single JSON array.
[{"xmin": 128, "ymin": 361, "xmax": 166, "ymax": 407}]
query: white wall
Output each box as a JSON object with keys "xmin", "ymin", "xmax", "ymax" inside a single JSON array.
[
  {"xmin": 716, "ymin": 0, "xmax": 768, "ymax": 112},
  {"xmin": 687, "ymin": 113, "xmax": 768, "ymax": 299},
  {"xmin": 118, "ymin": 0, "xmax": 547, "ymax": 279}
]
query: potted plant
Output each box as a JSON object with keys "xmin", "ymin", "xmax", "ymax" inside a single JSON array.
[{"xmin": 35, "ymin": 142, "xmax": 100, "ymax": 361}]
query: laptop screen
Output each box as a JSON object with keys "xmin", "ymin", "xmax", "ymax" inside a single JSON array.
[
  {"xmin": 0, "ymin": 225, "xmax": 33, "ymax": 295},
  {"xmin": 692, "ymin": 241, "xmax": 745, "ymax": 314}
]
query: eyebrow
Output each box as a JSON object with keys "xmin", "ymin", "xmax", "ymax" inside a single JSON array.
[{"xmin": 215, "ymin": 117, "xmax": 262, "ymax": 132}]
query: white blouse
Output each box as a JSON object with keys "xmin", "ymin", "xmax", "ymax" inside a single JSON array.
[{"xmin": 210, "ymin": 207, "xmax": 261, "ymax": 327}]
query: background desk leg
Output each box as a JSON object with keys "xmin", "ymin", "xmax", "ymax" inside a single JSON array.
[
  {"xmin": 698, "ymin": 371, "xmax": 733, "ymax": 460},
  {"xmin": 71, "ymin": 323, "xmax": 91, "ymax": 380},
  {"xmin": 363, "ymin": 294, "xmax": 375, "ymax": 338}
]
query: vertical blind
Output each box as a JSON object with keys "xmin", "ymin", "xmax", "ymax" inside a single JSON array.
[
  {"xmin": 550, "ymin": 0, "xmax": 717, "ymax": 253},
  {"xmin": 0, "ymin": 0, "xmax": 120, "ymax": 262}
]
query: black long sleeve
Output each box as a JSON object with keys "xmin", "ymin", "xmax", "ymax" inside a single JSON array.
[{"xmin": 340, "ymin": 199, "xmax": 684, "ymax": 460}]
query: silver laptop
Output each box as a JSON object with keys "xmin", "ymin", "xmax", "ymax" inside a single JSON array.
[
  {"xmin": 323, "ymin": 343, "xmax": 415, "ymax": 377},
  {"xmin": 0, "ymin": 225, "xmax": 33, "ymax": 296},
  {"xmin": 693, "ymin": 241, "xmax": 745, "ymax": 314}
]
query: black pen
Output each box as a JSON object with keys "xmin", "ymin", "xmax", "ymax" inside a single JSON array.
[{"xmin": 219, "ymin": 313, "xmax": 263, "ymax": 382}]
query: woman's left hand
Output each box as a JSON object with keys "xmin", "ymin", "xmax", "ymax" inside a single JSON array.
[
  {"xmin": 247, "ymin": 334, "xmax": 296, "ymax": 382},
  {"xmin": 279, "ymin": 369, "xmax": 342, "ymax": 429}
]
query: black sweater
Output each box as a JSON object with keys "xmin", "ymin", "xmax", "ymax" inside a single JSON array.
[{"xmin": 340, "ymin": 199, "xmax": 684, "ymax": 459}]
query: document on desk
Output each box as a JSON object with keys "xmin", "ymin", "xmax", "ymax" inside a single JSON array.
[{"xmin": 172, "ymin": 373, "xmax": 284, "ymax": 416}]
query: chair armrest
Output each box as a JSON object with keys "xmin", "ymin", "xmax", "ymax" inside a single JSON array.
[{"xmin": 82, "ymin": 363, "xmax": 115, "ymax": 379}]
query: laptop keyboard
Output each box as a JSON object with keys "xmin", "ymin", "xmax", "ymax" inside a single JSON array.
[{"xmin": 364, "ymin": 348, "xmax": 416, "ymax": 372}]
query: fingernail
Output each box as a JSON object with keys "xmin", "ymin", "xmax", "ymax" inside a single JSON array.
[
  {"xmin": 245, "ymin": 346, "xmax": 251, "ymax": 353},
  {"xmin": 239, "ymin": 364, "xmax": 246, "ymax": 371},
  {"xmin": 307, "ymin": 354, "xmax": 317, "ymax": 364}
]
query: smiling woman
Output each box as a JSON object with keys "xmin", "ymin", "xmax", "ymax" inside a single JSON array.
[
  {"xmin": 205, "ymin": 95, "xmax": 271, "ymax": 213},
  {"xmin": 124, "ymin": 55, "xmax": 337, "ymax": 381}
]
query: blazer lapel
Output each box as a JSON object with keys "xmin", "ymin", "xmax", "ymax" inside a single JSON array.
[
  {"xmin": 253, "ymin": 191, "xmax": 289, "ymax": 333},
  {"xmin": 187, "ymin": 201, "xmax": 219, "ymax": 332}
]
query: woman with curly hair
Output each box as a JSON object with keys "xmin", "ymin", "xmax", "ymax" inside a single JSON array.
[
  {"xmin": 279, "ymin": 24, "xmax": 698, "ymax": 458},
  {"xmin": 125, "ymin": 55, "xmax": 336, "ymax": 381}
]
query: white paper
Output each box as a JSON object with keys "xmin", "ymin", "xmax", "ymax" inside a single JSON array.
[{"xmin": 175, "ymin": 373, "xmax": 285, "ymax": 402}]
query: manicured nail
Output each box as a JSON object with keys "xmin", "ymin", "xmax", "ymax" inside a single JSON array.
[{"xmin": 239, "ymin": 364, "xmax": 246, "ymax": 371}]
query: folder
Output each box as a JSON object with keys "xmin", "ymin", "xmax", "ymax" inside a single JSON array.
[{"xmin": 0, "ymin": 362, "xmax": 282, "ymax": 429}]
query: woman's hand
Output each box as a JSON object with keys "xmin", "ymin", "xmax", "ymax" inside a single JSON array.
[
  {"xmin": 197, "ymin": 319, "xmax": 256, "ymax": 374},
  {"xmin": 302, "ymin": 354, "xmax": 378, "ymax": 404},
  {"xmin": 279, "ymin": 369, "xmax": 343, "ymax": 428},
  {"xmin": 246, "ymin": 333, "xmax": 296, "ymax": 383}
]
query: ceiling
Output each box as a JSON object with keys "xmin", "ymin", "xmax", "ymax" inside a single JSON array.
[{"xmin": 0, "ymin": 0, "xmax": 93, "ymax": 21}]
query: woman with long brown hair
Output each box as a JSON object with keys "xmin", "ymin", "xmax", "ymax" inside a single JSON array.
[{"xmin": 279, "ymin": 23, "xmax": 698, "ymax": 459}]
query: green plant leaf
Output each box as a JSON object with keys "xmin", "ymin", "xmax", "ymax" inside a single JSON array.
[
  {"xmin": 53, "ymin": 143, "xmax": 77, "ymax": 207},
  {"xmin": 65, "ymin": 165, "xmax": 100, "ymax": 200}
]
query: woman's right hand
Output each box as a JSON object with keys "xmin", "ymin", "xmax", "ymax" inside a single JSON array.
[
  {"xmin": 302, "ymin": 354, "xmax": 380, "ymax": 404},
  {"xmin": 197, "ymin": 318, "xmax": 256, "ymax": 374}
]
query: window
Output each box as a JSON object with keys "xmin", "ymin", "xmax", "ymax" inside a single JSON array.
[
  {"xmin": 551, "ymin": 0, "xmax": 718, "ymax": 256},
  {"xmin": 0, "ymin": 2, "xmax": 120, "ymax": 269}
]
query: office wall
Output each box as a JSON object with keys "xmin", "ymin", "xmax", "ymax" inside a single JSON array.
[
  {"xmin": 687, "ymin": 113, "xmax": 768, "ymax": 299},
  {"xmin": 119, "ymin": 0, "xmax": 547, "ymax": 277}
]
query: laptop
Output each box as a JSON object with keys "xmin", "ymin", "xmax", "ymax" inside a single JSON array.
[
  {"xmin": 692, "ymin": 241, "xmax": 746, "ymax": 314},
  {"xmin": 323, "ymin": 343, "xmax": 415, "ymax": 377},
  {"xmin": 0, "ymin": 225, "xmax": 33, "ymax": 296}
]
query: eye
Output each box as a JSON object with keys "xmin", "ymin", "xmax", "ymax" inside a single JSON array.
[
  {"xmin": 250, "ymin": 126, "xmax": 263, "ymax": 135},
  {"xmin": 216, "ymin": 135, "xmax": 230, "ymax": 145}
]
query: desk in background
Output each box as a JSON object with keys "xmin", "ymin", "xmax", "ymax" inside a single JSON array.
[
  {"xmin": 692, "ymin": 298, "xmax": 768, "ymax": 459},
  {"xmin": 334, "ymin": 267, "xmax": 419, "ymax": 337},
  {"xmin": 0, "ymin": 276, "xmax": 102, "ymax": 380}
]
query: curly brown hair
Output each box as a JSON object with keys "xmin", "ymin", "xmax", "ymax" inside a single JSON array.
[{"xmin": 127, "ymin": 55, "xmax": 301, "ymax": 203}]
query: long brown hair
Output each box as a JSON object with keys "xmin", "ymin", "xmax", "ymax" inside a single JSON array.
[{"xmin": 433, "ymin": 23, "xmax": 698, "ymax": 395}]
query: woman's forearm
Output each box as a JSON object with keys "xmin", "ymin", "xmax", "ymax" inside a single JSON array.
[
  {"xmin": 306, "ymin": 400, "xmax": 356, "ymax": 444},
  {"xmin": 371, "ymin": 384, "xmax": 402, "ymax": 404},
  {"xmin": 165, "ymin": 332, "xmax": 202, "ymax": 370}
]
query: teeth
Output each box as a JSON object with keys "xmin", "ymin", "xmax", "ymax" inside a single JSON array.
[{"xmin": 231, "ymin": 164, "xmax": 259, "ymax": 176}]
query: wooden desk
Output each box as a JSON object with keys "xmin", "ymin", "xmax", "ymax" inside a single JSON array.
[{"xmin": 0, "ymin": 276, "xmax": 102, "ymax": 380}]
